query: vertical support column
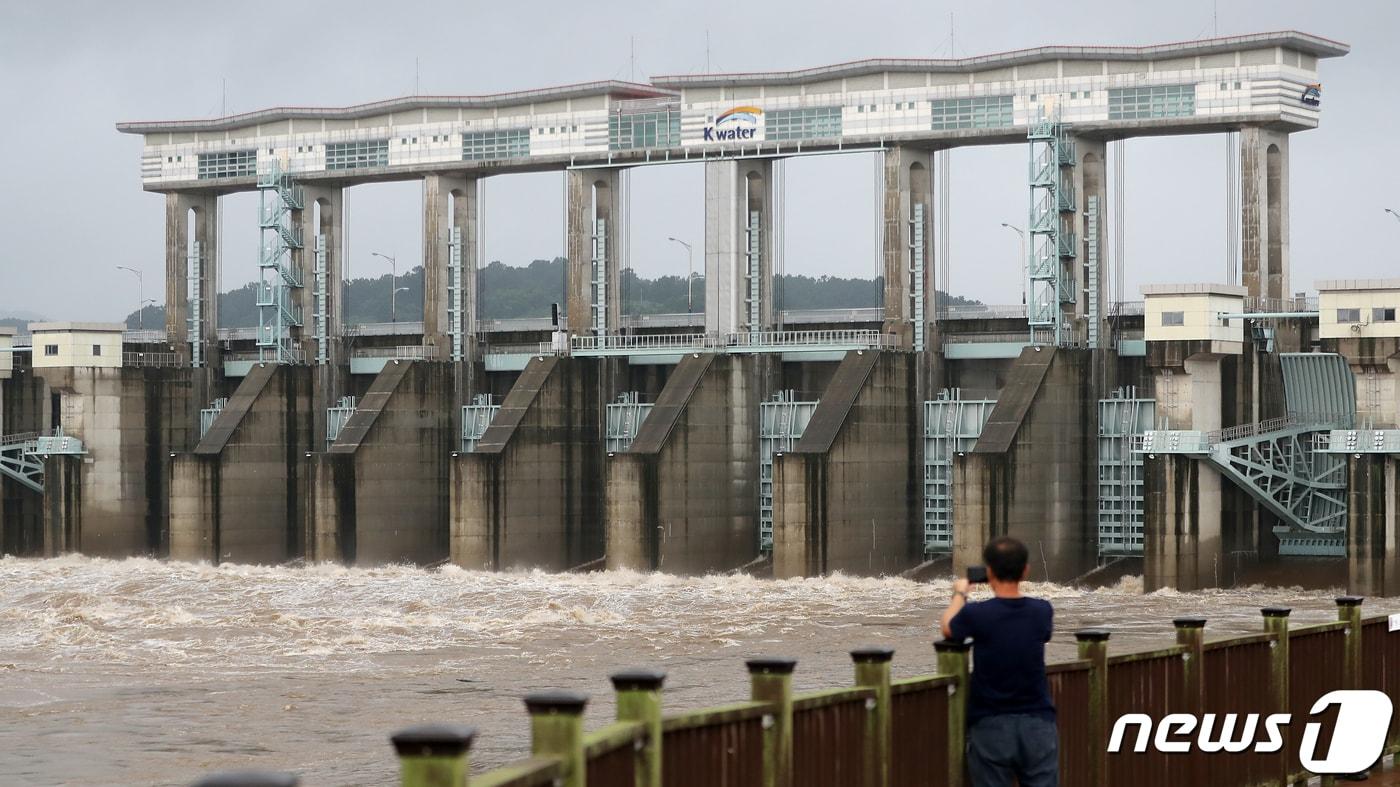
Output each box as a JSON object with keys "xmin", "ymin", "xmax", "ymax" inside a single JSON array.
[
  {"xmin": 568, "ymin": 168, "xmax": 622, "ymax": 336},
  {"xmin": 612, "ymin": 669, "xmax": 666, "ymax": 787},
  {"xmin": 390, "ymin": 724, "xmax": 476, "ymax": 787},
  {"xmin": 1336, "ymin": 596, "xmax": 1364, "ymax": 691},
  {"xmin": 1347, "ymin": 454, "xmax": 1400, "ymax": 597},
  {"xmin": 851, "ymin": 647, "xmax": 893, "ymax": 787},
  {"xmin": 1240, "ymin": 127, "xmax": 1291, "ymax": 305},
  {"xmin": 525, "ymin": 691, "xmax": 588, "ymax": 787},
  {"xmin": 934, "ymin": 639, "xmax": 970, "ymax": 787},
  {"xmin": 748, "ymin": 657, "xmax": 795, "ymax": 787},
  {"xmin": 1071, "ymin": 137, "xmax": 1109, "ymax": 346},
  {"xmin": 704, "ymin": 159, "xmax": 774, "ymax": 337},
  {"xmin": 164, "ymin": 191, "xmax": 220, "ymax": 365},
  {"xmin": 296, "ymin": 186, "xmax": 345, "ymax": 367},
  {"xmin": 425, "ymin": 175, "xmax": 479, "ymax": 360},
  {"xmin": 1174, "ymin": 617, "xmax": 1206, "ymax": 787},
  {"xmin": 880, "ymin": 146, "xmax": 935, "ymax": 351},
  {"xmin": 1075, "ymin": 629, "xmax": 1111, "ymax": 787},
  {"xmin": 1262, "ymin": 607, "xmax": 1292, "ymax": 787}
]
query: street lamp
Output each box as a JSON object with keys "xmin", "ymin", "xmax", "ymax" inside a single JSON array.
[
  {"xmin": 1385, "ymin": 207, "xmax": 1400, "ymax": 224},
  {"xmin": 999, "ymin": 223, "xmax": 1026, "ymax": 305},
  {"xmin": 116, "ymin": 266, "xmax": 144, "ymax": 329},
  {"xmin": 393, "ymin": 287, "xmax": 410, "ymax": 323},
  {"xmin": 666, "ymin": 237, "xmax": 695, "ymax": 313},
  {"xmin": 371, "ymin": 252, "xmax": 398, "ymax": 322}
]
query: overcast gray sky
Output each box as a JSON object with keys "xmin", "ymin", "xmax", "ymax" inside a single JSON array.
[{"xmin": 1, "ymin": 0, "xmax": 1396, "ymax": 322}]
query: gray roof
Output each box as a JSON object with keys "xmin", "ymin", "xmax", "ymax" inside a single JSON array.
[
  {"xmin": 652, "ymin": 31, "xmax": 1349, "ymax": 88},
  {"xmin": 116, "ymin": 81, "xmax": 676, "ymax": 135}
]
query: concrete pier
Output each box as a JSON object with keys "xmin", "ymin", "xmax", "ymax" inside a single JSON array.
[
  {"xmin": 880, "ymin": 146, "xmax": 935, "ymax": 352},
  {"xmin": 567, "ymin": 169, "xmax": 622, "ymax": 336},
  {"xmin": 771, "ymin": 350, "xmax": 919, "ymax": 578},
  {"xmin": 605, "ymin": 354, "xmax": 761, "ymax": 573},
  {"xmin": 450, "ymin": 356, "xmax": 604, "ymax": 570},
  {"xmin": 163, "ymin": 192, "xmax": 220, "ymax": 366},
  {"xmin": 423, "ymin": 174, "xmax": 478, "ymax": 361},
  {"xmin": 314, "ymin": 360, "xmax": 454, "ymax": 565},
  {"xmin": 1346, "ymin": 454, "xmax": 1399, "ymax": 597},
  {"xmin": 169, "ymin": 364, "xmax": 311, "ymax": 564},
  {"xmin": 1240, "ymin": 127, "xmax": 1290, "ymax": 303},
  {"xmin": 704, "ymin": 159, "xmax": 774, "ymax": 336},
  {"xmin": 950, "ymin": 347, "xmax": 1096, "ymax": 582}
]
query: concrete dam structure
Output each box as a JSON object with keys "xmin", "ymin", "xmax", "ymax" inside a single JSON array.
[{"xmin": 4, "ymin": 31, "xmax": 1399, "ymax": 595}]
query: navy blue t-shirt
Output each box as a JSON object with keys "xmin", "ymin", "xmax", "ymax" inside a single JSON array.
[{"xmin": 948, "ymin": 596, "xmax": 1055, "ymax": 724}]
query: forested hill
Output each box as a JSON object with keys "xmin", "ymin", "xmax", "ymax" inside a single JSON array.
[{"xmin": 109, "ymin": 258, "xmax": 982, "ymax": 328}]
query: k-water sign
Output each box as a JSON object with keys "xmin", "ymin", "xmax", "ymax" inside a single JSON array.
[{"xmin": 703, "ymin": 106, "xmax": 763, "ymax": 142}]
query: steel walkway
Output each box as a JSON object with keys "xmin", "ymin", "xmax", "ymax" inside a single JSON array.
[{"xmin": 0, "ymin": 430, "xmax": 85, "ymax": 493}]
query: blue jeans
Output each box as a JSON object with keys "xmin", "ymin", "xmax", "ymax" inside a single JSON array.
[{"xmin": 967, "ymin": 713, "xmax": 1059, "ymax": 787}]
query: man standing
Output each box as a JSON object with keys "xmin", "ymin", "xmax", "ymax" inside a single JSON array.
[{"xmin": 940, "ymin": 537, "xmax": 1058, "ymax": 787}]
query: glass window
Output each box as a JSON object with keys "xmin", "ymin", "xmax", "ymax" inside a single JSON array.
[
  {"xmin": 92, "ymin": 344, "xmax": 101, "ymax": 356},
  {"xmin": 1108, "ymin": 85, "xmax": 1196, "ymax": 120},
  {"xmin": 325, "ymin": 140, "xmax": 389, "ymax": 170},
  {"xmin": 765, "ymin": 106, "xmax": 843, "ymax": 141},
  {"xmin": 929, "ymin": 95, "xmax": 1014, "ymax": 130},
  {"xmin": 1337, "ymin": 308, "xmax": 1362, "ymax": 323},
  {"xmin": 609, "ymin": 109, "xmax": 681, "ymax": 150},
  {"xmin": 1161, "ymin": 311, "xmax": 1185, "ymax": 326},
  {"xmin": 1374, "ymin": 307, "xmax": 1397, "ymax": 322},
  {"xmin": 462, "ymin": 129, "xmax": 530, "ymax": 160},
  {"xmin": 196, "ymin": 150, "xmax": 257, "ymax": 179},
  {"xmin": 44, "ymin": 344, "xmax": 58, "ymax": 356}
]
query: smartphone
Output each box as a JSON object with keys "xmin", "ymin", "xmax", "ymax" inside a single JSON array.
[{"xmin": 967, "ymin": 565, "xmax": 988, "ymax": 584}]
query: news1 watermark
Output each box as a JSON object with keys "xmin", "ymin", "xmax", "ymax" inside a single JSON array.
[{"xmin": 1109, "ymin": 690, "xmax": 1394, "ymax": 774}]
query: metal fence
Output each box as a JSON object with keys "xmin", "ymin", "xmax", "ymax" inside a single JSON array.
[
  {"xmin": 196, "ymin": 600, "xmax": 1400, "ymax": 787},
  {"xmin": 791, "ymin": 688, "xmax": 873, "ymax": 787}
]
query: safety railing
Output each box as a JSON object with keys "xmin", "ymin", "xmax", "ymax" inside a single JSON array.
[
  {"xmin": 560, "ymin": 330, "xmax": 898, "ymax": 356},
  {"xmin": 190, "ymin": 598, "xmax": 1396, "ymax": 787},
  {"xmin": 727, "ymin": 329, "xmax": 897, "ymax": 350},
  {"xmin": 121, "ymin": 329, "xmax": 167, "ymax": 343},
  {"xmin": 343, "ymin": 321, "xmax": 425, "ymax": 337},
  {"xmin": 123, "ymin": 351, "xmax": 185, "ymax": 368},
  {"xmin": 349, "ymin": 345, "xmax": 432, "ymax": 360},
  {"xmin": 934, "ymin": 304, "xmax": 1026, "ymax": 320}
]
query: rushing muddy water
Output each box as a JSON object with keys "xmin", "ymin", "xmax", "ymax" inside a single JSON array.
[{"xmin": 0, "ymin": 556, "xmax": 1371, "ymax": 785}]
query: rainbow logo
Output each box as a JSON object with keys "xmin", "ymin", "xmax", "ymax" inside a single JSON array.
[{"xmin": 704, "ymin": 106, "xmax": 763, "ymax": 141}]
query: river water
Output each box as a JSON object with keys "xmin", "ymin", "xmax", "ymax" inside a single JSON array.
[{"xmin": 0, "ymin": 556, "xmax": 1370, "ymax": 786}]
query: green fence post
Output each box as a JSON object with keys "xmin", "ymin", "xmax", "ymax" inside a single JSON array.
[
  {"xmin": 612, "ymin": 669, "xmax": 666, "ymax": 787},
  {"xmin": 748, "ymin": 657, "xmax": 796, "ymax": 787},
  {"xmin": 192, "ymin": 773, "xmax": 299, "ymax": 787},
  {"xmin": 525, "ymin": 691, "xmax": 588, "ymax": 787},
  {"xmin": 1262, "ymin": 607, "xmax": 1292, "ymax": 787},
  {"xmin": 1172, "ymin": 617, "xmax": 1206, "ymax": 711},
  {"xmin": 390, "ymin": 724, "xmax": 476, "ymax": 787},
  {"xmin": 1075, "ymin": 629, "xmax": 1111, "ymax": 787},
  {"xmin": 935, "ymin": 639, "xmax": 970, "ymax": 787},
  {"xmin": 852, "ymin": 646, "xmax": 894, "ymax": 787}
]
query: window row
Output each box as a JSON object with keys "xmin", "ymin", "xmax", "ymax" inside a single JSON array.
[
  {"xmin": 1337, "ymin": 307, "xmax": 1398, "ymax": 323},
  {"xmin": 464, "ymin": 129, "xmax": 531, "ymax": 160},
  {"xmin": 930, "ymin": 95, "xmax": 1014, "ymax": 130},
  {"xmin": 765, "ymin": 106, "xmax": 842, "ymax": 141},
  {"xmin": 197, "ymin": 150, "xmax": 257, "ymax": 179},
  {"xmin": 609, "ymin": 110, "xmax": 681, "ymax": 151},
  {"xmin": 1107, "ymin": 85, "xmax": 1196, "ymax": 120},
  {"xmin": 325, "ymin": 140, "xmax": 390, "ymax": 170}
]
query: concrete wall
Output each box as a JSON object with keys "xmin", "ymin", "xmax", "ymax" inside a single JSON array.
[
  {"xmin": 1347, "ymin": 454, "xmax": 1400, "ymax": 597},
  {"xmin": 451, "ymin": 356, "xmax": 604, "ymax": 570},
  {"xmin": 606, "ymin": 353, "xmax": 760, "ymax": 573},
  {"xmin": 33, "ymin": 366, "xmax": 195, "ymax": 557},
  {"xmin": 29, "ymin": 326, "xmax": 124, "ymax": 369},
  {"xmin": 771, "ymin": 350, "xmax": 919, "ymax": 577},
  {"xmin": 1, "ymin": 366, "xmax": 48, "ymax": 555},
  {"xmin": 319, "ymin": 360, "xmax": 454, "ymax": 565},
  {"xmin": 169, "ymin": 364, "xmax": 311, "ymax": 564},
  {"xmin": 1142, "ymin": 285, "xmax": 1246, "ymax": 345},
  {"xmin": 950, "ymin": 347, "xmax": 1097, "ymax": 582},
  {"xmin": 1319, "ymin": 282, "xmax": 1400, "ymax": 340}
]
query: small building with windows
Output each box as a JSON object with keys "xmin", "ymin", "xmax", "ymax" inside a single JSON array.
[
  {"xmin": 1142, "ymin": 283, "xmax": 1246, "ymax": 349},
  {"xmin": 28, "ymin": 322, "xmax": 124, "ymax": 369},
  {"xmin": 1317, "ymin": 279, "xmax": 1400, "ymax": 339},
  {"xmin": 0, "ymin": 326, "xmax": 14, "ymax": 378}
]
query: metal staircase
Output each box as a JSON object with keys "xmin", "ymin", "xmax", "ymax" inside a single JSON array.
[
  {"xmin": 257, "ymin": 159, "xmax": 304, "ymax": 364},
  {"xmin": 1137, "ymin": 353, "xmax": 1355, "ymax": 555},
  {"xmin": 0, "ymin": 430, "xmax": 85, "ymax": 493},
  {"xmin": 1026, "ymin": 111, "xmax": 1076, "ymax": 346}
]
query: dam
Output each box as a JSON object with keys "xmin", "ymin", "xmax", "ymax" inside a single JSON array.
[{"xmin": 3, "ymin": 30, "xmax": 1399, "ymax": 595}]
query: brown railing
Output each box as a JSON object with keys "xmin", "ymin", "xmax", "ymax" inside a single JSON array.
[
  {"xmin": 791, "ymin": 687, "xmax": 873, "ymax": 787},
  {"xmin": 1203, "ymin": 634, "xmax": 1278, "ymax": 786},
  {"xmin": 1047, "ymin": 660, "xmax": 1093, "ymax": 784},
  {"xmin": 660, "ymin": 702, "xmax": 767, "ymax": 787},
  {"xmin": 192, "ymin": 597, "xmax": 1399, "ymax": 787},
  {"xmin": 1105, "ymin": 646, "xmax": 1189, "ymax": 786},
  {"xmin": 889, "ymin": 676, "xmax": 951, "ymax": 787}
]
